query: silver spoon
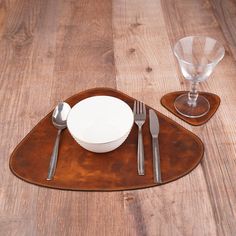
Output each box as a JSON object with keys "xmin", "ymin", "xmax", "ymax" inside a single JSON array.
[{"xmin": 47, "ymin": 102, "xmax": 71, "ymax": 180}]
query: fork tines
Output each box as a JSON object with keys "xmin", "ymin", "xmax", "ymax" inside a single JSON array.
[{"xmin": 133, "ymin": 100, "xmax": 146, "ymax": 118}]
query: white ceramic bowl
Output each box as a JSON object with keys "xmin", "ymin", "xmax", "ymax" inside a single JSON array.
[{"xmin": 67, "ymin": 96, "xmax": 134, "ymax": 153}]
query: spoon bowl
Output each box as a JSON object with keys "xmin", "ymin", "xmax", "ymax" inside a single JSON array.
[{"xmin": 52, "ymin": 102, "xmax": 71, "ymax": 129}]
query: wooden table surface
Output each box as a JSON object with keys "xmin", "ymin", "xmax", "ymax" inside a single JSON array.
[{"xmin": 1, "ymin": 0, "xmax": 236, "ymax": 235}]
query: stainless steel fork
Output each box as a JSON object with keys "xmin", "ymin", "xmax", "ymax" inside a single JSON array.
[{"xmin": 133, "ymin": 100, "xmax": 146, "ymax": 175}]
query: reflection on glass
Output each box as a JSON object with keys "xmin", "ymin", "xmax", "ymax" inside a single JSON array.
[{"xmin": 173, "ymin": 36, "xmax": 225, "ymax": 118}]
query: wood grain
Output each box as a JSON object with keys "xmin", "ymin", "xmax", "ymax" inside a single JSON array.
[
  {"xmin": 209, "ymin": 0, "xmax": 236, "ymax": 60},
  {"xmin": 161, "ymin": 1, "xmax": 236, "ymax": 235},
  {"xmin": 0, "ymin": 1, "xmax": 120, "ymax": 236},
  {"xmin": 1, "ymin": 0, "xmax": 236, "ymax": 235},
  {"xmin": 113, "ymin": 1, "xmax": 217, "ymax": 235},
  {"xmin": 114, "ymin": 0, "xmax": 236, "ymax": 235}
]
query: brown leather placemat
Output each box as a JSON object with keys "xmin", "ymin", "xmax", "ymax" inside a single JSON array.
[
  {"xmin": 161, "ymin": 91, "xmax": 220, "ymax": 126},
  {"xmin": 9, "ymin": 88, "xmax": 204, "ymax": 191}
]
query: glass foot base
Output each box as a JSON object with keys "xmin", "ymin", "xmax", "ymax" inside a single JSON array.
[{"xmin": 174, "ymin": 94, "xmax": 210, "ymax": 118}]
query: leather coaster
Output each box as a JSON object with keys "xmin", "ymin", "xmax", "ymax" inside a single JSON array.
[
  {"xmin": 161, "ymin": 91, "xmax": 220, "ymax": 126},
  {"xmin": 9, "ymin": 88, "xmax": 204, "ymax": 191}
]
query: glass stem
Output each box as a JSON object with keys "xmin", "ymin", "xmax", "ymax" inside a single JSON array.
[{"xmin": 188, "ymin": 82, "xmax": 199, "ymax": 107}]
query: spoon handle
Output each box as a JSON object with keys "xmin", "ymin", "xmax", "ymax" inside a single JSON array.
[{"xmin": 47, "ymin": 129, "xmax": 62, "ymax": 180}]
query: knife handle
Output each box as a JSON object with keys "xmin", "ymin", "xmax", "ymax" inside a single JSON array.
[
  {"xmin": 137, "ymin": 127, "xmax": 145, "ymax": 175},
  {"xmin": 152, "ymin": 137, "xmax": 162, "ymax": 184}
]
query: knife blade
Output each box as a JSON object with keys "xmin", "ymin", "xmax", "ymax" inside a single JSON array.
[{"xmin": 149, "ymin": 109, "xmax": 162, "ymax": 184}]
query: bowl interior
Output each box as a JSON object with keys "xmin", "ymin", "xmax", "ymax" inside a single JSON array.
[{"xmin": 67, "ymin": 96, "xmax": 134, "ymax": 144}]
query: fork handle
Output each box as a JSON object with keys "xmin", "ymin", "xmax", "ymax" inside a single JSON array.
[{"xmin": 137, "ymin": 126, "xmax": 145, "ymax": 175}]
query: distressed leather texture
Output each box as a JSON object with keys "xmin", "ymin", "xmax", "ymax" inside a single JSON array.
[{"xmin": 9, "ymin": 88, "xmax": 204, "ymax": 191}]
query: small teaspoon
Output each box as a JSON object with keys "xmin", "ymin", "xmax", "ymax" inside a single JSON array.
[{"xmin": 47, "ymin": 102, "xmax": 71, "ymax": 180}]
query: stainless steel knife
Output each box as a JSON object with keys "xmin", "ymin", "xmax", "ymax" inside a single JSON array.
[{"xmin": 149, "ymin": 109, "xmax": 162, "ymax": 184}]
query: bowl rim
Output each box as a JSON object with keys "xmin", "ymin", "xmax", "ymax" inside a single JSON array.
[{"xmin": 67, "ymin": 95, "xmax": 134, "ymax": 144}]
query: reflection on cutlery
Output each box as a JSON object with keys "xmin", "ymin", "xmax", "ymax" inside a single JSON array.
[
  {"xmin": 149, "ymin": 109, "xmax": 162, "ymax": 184},
  {"xmin": 133, "ymin": 100, "xmax": 146, "ymax": 175},
  {"xmin": 47, "ymin": 102, "xmax": 71, "ymax": 180}
]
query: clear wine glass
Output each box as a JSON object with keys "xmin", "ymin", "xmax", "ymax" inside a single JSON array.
[{"xmin": 173, "ymin": 36, "xmax": 225, "ymax": 118}]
